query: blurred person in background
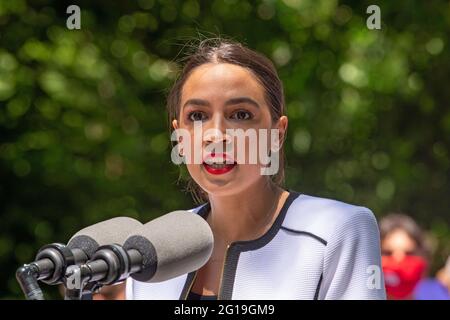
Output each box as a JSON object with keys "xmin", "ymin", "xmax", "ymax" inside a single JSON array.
[
  {"xmin": 414, "ymin": 256, "xmax": 450, "ymax": 300},
  {"xmin": 380, "ymin": 214, "xmax": 430, "ymax": 300}
]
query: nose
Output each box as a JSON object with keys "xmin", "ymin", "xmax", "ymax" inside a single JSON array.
[
  {"xmin": 203, "ymin": 114, "xmax": 232, "ymax": 145},
  {"xmin": 392, "ymin": 250, "xmax": 406, "ymax": 263}
]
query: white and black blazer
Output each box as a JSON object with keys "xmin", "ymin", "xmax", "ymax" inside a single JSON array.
[{"xmin": 126, "ymin": 191, "xmax": 386, "ymax": 300}]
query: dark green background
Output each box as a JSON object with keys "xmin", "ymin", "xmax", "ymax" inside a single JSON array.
[{"xmin": 0, "ymin": 0, "xmax": 449, "ymax": 299}]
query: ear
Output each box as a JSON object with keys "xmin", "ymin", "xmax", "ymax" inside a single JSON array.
[
  {"xmin": 272, "ymin": 115, "xmax": 288, "ymax": 152},
  {"xmin": 172, "ymin": 119, "xmax": 183, "ymax": 144},
  {"xmin": 172, "ymin": 119, "xmax": 179, "ymax": 130}
]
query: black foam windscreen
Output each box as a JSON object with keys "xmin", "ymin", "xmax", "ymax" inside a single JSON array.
[
  {"xmin": 67, "ymin": 217, "xmax": 142, "ymax": 258},
  {"xmin": 123, "ymin": 210, "xmax": 213, "ymax": 283}
]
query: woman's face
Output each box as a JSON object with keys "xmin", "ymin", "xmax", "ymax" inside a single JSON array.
[
  {"xmin": 172, "ymin": 63, "xmax": 287, "ymax": 197},
  {"xmin": 382, "ymin": 229, "xmax": 418, "ymax": 262}
]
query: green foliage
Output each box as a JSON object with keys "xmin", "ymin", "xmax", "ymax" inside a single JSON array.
[{"xmin": 0, "ymin": 0, "xmax": 449, "ymax": 298}]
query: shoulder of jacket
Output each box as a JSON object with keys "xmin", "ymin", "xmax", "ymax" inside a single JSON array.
[{"xmin": 281, "ymin": 193, "xmax": 375, "ymax": 244}]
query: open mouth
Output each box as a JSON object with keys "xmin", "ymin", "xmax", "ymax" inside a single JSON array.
[
  {"xmin": 202, "ymin": 153, "xmax": 237, "ymax": 175},
  {"xmin": 202, "ymin": 161, "xmax": 237, "ymax": 175}
]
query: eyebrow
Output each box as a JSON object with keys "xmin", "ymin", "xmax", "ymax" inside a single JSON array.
[{"xmin": 182, "ymin": 97, "xmax": 260, "ymax": 110}]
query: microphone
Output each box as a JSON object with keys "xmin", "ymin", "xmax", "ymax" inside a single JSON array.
[
  {"xmin": 67, "ymin": 216, "xmax": 143, "ymax": 258},
  {"xmin": 71, "ymin": 210, "xmax": 214, "ymax": 287},
  {"xmin": 16, "ymin": 217, "xmax": 142, "ymax": 300}
]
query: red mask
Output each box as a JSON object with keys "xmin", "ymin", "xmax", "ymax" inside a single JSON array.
[{"xmin": 382, "ymin": 255, "xmax": 427, "ymax": 299}]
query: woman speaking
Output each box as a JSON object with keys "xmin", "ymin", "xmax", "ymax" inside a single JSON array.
[{"xmin": 125, "ymin": 39, "xmax": 386, "ymax": 300}]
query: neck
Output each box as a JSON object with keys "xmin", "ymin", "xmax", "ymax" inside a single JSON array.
[{"xmin": 206, "ymin": 179, "xmax": 289, "ymax": 246}]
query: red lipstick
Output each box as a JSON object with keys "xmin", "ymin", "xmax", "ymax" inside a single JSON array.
[{"xmin": 202, "ymin": 152, "xmax": 237, "ymax": 175}]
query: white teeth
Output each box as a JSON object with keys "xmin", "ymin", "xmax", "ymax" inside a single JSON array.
[
  {"xmin": 204, "ymin": 162, "xmax": 235, "ymax": 168},
  {"xmin": 204, "ymin": 159, "xmax": 232, "ymax": 165},
  {"xmin": 208, "ymin": 163, "xmax": 227, "ymax": 169}
]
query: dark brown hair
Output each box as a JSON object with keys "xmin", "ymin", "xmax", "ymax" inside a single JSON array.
[
  {"xmin": 380, "ymin": 213, "xmax": 430, "ymax": 259},
  {"xmin": 167, "ymin": 38, "xmax": 286, "ymax": 204}
]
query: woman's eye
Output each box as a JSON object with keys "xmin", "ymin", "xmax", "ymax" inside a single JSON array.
[
  {"xmin": 231, "ymin": 110, "xmax": 252, "ymax": 120},
  {"xmin": 188, "ymin": 111, "xmax": 207, "ymax": 122}
]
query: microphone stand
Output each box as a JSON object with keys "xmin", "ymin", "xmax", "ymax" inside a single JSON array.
[
  {"xmin": 16, "ymin": 264, "xmax": 45, "ymax": 300},
  {"xmin": 16, "ymin": 243, "xmax": 85, "ymax": 300},
  {"xmin": 62, "ymin": 244, "xmax": 142, "ymax": 300},
  {"xmin": 63, "ymin": 264, "xmax": 102, "ymax": 300}
]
